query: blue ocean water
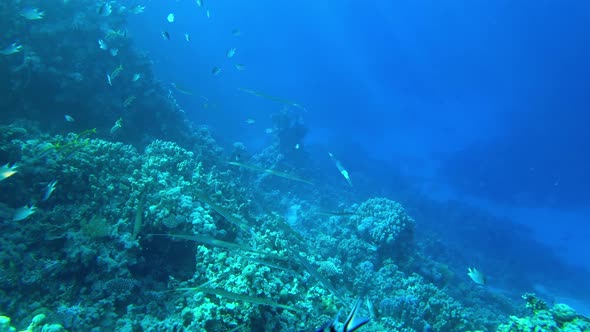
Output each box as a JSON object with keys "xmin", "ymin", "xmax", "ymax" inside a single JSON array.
[
  {"xmin": 130, "ymin": 1, "xmax": 590, "ymax": 261},
  {"xmin": 1, "ymin": 0, "xmax": 589, "ymax": 330}
]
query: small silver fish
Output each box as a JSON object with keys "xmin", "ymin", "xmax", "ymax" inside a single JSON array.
[
  {"xmin": 184, "ymin": 33, "xmax": 190, "ymax": 42},
  {"xmin": 245, "ymin": 118, "xmax": 255, "ymax": 125},
  {"xmin": 43, "ymin": 180, "xmax": 57, "ymax": 201},
  {"xmin": 130, "ymin": 5, "xmax": 145, "ymax": 14},
  {"xmin": 206, "ymin": 9, "xmax": 210, "ymax": 18},
  {"xmin": 234, "ymin": 63, "xmax": 246, "ymax": 71},
  {"xmin": 98, "ymin": 2, "xmax": 112, "ymax": 16},
  {"xmin": 64, "ymin": 115, "xmax": 75, "ymax": 122},
  {"xmin": 167, "ymin": 13, "xmax": 175, "ymax": 23},
  {"xmin": 467, "ymin": 267, "xmax": 486, "ymax": 285},
  {"xmin": 0, "ymin": 42, "xmax": 23, "ymax": 55},
  {"xmin": 110, "ymin": 118, "xmax": 123, "ymax": 134},
  {"xmin": 328, "ymin": 152, "xmax": 352, "ymax": 186},
  {"xmin": 131, "ymin": 73, "xmax": 142, "ymax": 82},
  {"xmin": 109, "ymin": 48, "xmax": 118, "ymax": 56},
  {"xmin": 98, "ymin": 39, "xmax": 108, "ymax": 50},
  {"xmin": 161, "ymin": 31, "xmax": 170, "ymax": 40},
  {"xmin": 211, "ymin": 66, "xmax": 221, "ymax": 75},
  {"xmin": 0, "ymin": 163, "xmax": 18, "ymax": 181},
  {"xmin": 107, "ymin": 74, "xmax": 112, "ymax": 86},
  {"xmin": 232, "ymin": 28, "xmax": 241, "ymax": 36},
  {"xmin": 13, "ymin": 204, "xmax": 36, "ymax": 221},
  {"xmin": 20, "ymin": 7, "xmax": 45, "ymax": 20},
  {"xmin": 226, "ymin": 48, "xmax": 236, "ymax": 58},
  {"xmin": 196, "ymin": 0, "xmax": 203, "ymax": 7}
]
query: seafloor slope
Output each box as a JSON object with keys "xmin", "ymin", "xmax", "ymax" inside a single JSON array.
[{"xmin": 1, "ymin": 0, "xmax": 589, "ymax": 331}]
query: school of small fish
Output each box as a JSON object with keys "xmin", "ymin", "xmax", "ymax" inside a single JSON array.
[
  {"xmin": 156, "ymin": 1, "xmax": 243, "ymax": 77},
  {"xmin": 0, "ymin": 0, "xmax": 308, "ymax": 229}
]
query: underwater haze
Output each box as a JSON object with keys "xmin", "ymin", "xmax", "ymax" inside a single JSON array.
[
  {"xmin": 130, "ymin": 1, "xmax": 590, "ymax": 264},
  {"xmin": 1, "ymin": 0, "xmax": 589, "ymax": 330}
]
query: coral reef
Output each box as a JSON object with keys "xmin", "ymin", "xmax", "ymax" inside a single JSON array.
[
  {"xmin": 1, "ymin": 0, "xmax": 586, "ymax": 330},
  {"xmin": 497, "ymin": 294, "xmax": 590, "ymax": 332},
  {"xmin": 350, "ymin": 197, "xmax": 415, "ymax": 260},
  {"xmin": 0, "ymin": 121, "xmax": 518, "ymax": 331},
  {"xmin": 0, "ymin": 316, "xmax": 15, "ymax": 332}
]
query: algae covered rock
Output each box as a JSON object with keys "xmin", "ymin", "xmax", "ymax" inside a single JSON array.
[
  {"xmin": 0, "ymin": 316, "xmax": 16, "ymax": 332},
  {"xmin": 552, "ymin": 303, "xmax": 577, "ymax": 323},
  {"xmin": 496, "ymin": 299, "xmax": 590, "ymax": 332}
]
